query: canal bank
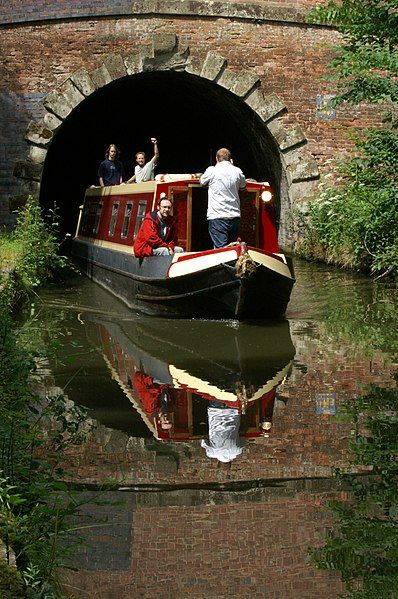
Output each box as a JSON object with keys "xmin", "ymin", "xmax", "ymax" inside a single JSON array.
[{"xmin": 0, "ymin": 198, "xmax": 88, "ymax": 598}]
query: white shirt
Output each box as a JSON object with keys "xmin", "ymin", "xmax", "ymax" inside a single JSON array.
[
  {"xmin": 135, "ymin": 156, "xmax": 156, "ymax": 183},
  {"xmin": 201, "ymin": 407, "xmax": 245, "ymax": 463},
  {"xmin": 200, "ymin": 160, "xmax": 246, "ymax": 220}
]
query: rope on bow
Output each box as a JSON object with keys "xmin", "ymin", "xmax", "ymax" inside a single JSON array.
[{"xmin": 235, "ymin": 242, "xmax": 257, "ymax": 279}]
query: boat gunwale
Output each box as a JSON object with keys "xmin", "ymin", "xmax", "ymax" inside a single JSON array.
[
  {"xmin": 73, "ymin": 239, "xmax": 294, "ymax": 283},
  {"xmin": 72, "ymin": 243, "xmax": 239, "ymax": 284}
]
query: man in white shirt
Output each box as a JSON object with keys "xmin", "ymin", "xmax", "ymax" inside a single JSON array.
[
  {"xmin": 126, "ymin": 138, "xmax": 159, "ymax": 183},
  {"xmin": 201, "ymin": 403, "xmax": 245, "ymax": 463},
  {"xmin": 200, "ymin": 148, "xmax": 246, "ymax": 248}
]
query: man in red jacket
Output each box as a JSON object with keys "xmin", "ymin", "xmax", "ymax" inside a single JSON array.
[{"xmin": 133, "ymin": 193, "xmax": 184, "ymax": 257}]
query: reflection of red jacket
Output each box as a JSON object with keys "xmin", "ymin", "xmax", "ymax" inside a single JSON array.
[
  {"xmin": 133, "ymin": 211, "xmax": 178, "ymax": 257},
  {"xmin": 133, "ymin": 372, "xmax": 164, "ymax": 415}
]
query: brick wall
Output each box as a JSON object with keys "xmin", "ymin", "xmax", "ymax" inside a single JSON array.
[
  {"xmin": 60, "ymin": 485, "xmax": 347, "ymax": 598},
  {"xmin": 0, "ymin": 2, "xmax": 382, "ymax": 226},
  {"xmin": 0, "ymin": 1, "xmax": 135, "ymax": 24},
  {"xmin": 0, "ymin": 1, "xmax": 328, "ymax": 25},
  {"xmin": 0, "ymin": 90, "xmax": 44, "ymax": 225}
]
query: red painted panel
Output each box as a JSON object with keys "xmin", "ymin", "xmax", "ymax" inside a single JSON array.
[
  {"xmin": 259, "ymin": 200, "xmax": 279, "ymax": 253},
  {"xmin": 240, "ymin": 190, "xmax": 258, "ymax": 246},
  {"xmin": 80, "ymin": 180, "xmax": 280, "ymax": 254},
  {"xmin": 172, "ymin": 192, "xmax": 188, "ymax": 249},
  {"xmin": 81, "ymin": 192, "xmax": 153, "ymax": 246}
]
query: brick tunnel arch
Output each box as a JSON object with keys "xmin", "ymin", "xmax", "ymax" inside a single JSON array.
[{"xmin": 17, "ymin": 35, "xmax": 319, "ymax": 246}]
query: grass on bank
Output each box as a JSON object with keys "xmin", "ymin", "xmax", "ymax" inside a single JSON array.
[
  {"xmin": 0, "ymin": 197, "xmax": 86, "ymax": 598},
  {"xmin": 0, "ymin": 196, "xmax": 68, "ymax": 304},
  {"xmin": 0, "ymin": 236, "xmax": 21, "ymax": 271},
  {"xmin": 295, "ymin": 127, "xmax": 398, "ymax": 281}
]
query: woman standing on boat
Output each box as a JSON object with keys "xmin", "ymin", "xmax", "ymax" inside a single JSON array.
[{"xmin": 98, "ymin": 143, "xmax": 125, "ymax": 187}]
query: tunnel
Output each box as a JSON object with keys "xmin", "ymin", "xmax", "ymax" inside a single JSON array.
[{"xmin": 39, "ymin": 70, "xmax": 284, "ymax": 237}]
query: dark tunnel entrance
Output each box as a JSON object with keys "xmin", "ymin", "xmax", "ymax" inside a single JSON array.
[{"xmin": 40, "ymin": 70, "xmax": 283, "ymax": 236}]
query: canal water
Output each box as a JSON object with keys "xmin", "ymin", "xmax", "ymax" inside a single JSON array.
[{"xmin": 29, "ymin": 259, "xmax": 397, "ymax": 598}]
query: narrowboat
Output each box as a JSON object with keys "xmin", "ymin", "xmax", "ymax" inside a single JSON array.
[
  {"xmin": 72, "ymin": 175, "xmax": 295, "ymax": 318},
  {"xmin": 85, "ymin": 315, "xmax": 295, "ymax": 443}
]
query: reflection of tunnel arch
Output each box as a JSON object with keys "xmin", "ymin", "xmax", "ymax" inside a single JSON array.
[{"xmin": 18, "ymin": 36, "xmax": 319, "ymax": 244}]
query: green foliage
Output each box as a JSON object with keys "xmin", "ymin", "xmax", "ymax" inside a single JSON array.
[
  {"xmin": 12, "ymin": 196, "xmax": 69, "ymax": 292},
  {"xmin": 0, "ymin": 298, "xmax": 91, "ymax": 597},
  {"xmin": 309, "ymin": 382, "xmax": 398, "ymax": 597},
  {"xmin": 297, "ymin": 127, "xmax": 398, "ymax": 279},
  {"xmin": 0, "ymin": 236, "xmax": 20, "ymax": 271},
  {"xmin": 309, "ymin": 0, "xmax": 398, "ymax": 105},
  {"xmin": 302, "ymin": 1, "xmax": 398, "ymax": 280},
  {"xmin": 0, "ymin": 559, "xmax": 26, "ymax": 598},
  {"xmin": 0, "ymin": 197, "xmax": 70, "ymax": 308},
  {"xmin": 0, "ymin": 199, "xmax": 86, "ymax": 597}
]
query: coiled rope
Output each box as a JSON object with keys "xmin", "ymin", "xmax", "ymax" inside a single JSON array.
[{"xmin": 234, "ymin": 242, "xmax": 257, "ymax": 279}]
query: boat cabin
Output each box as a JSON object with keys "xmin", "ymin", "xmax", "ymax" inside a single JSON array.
[{"xmin": 76, "ymin": 176, "xmax": 280, "ymax": 254}]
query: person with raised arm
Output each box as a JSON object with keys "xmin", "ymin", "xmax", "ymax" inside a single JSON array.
[{"xmin": 126, "ymin": 137, "xmax": 159, "ymax": 184}]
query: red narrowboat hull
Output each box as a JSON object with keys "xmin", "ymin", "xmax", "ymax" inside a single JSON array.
[{"xmin": 72, "ymin": 178, "xmax": 295, "ymax": 319}]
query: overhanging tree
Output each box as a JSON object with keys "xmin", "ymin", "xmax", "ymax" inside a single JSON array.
[{"xmin": 301, "ymin": 0, "xmax": 398, "ymax": 279}]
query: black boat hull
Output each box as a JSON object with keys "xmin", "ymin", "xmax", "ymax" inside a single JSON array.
[{"xmin": 72, "ymin": 239, "xmax": 294, "ymax": 319}]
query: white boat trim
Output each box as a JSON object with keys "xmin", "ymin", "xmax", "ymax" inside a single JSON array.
[
  {"xmin": 75, "ymin": 236, "xmax": 134, "ymax": 254},
  {"xmin": 169, "ymin": 361, "xmax": 292, "ymax": 403},
  {"xmin": 168, "ymin": 248, "xmax": 239, "ymax": 278},
  {"xmin": 248, "ymin": 249, "xmax": 293, "ymax": 279},
  {"xmin": 85, "ymin": 181, "xmax": 156, "ymax": 197}
]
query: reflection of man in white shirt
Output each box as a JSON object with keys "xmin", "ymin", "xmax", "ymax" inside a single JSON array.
[
  {"xmin": 201, "ymin": 405, "xmax": 245, "ymax": 463},
  {"xmin": 126, "ymin": 138, "xmax": 159, "ymax": 183},
  {"xmin": 200, "ymin": 147, "xmax": 246, "ymax": 248}
]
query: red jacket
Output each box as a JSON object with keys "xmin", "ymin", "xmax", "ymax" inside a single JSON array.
[{"xmin": 133, "ymin": 211, "xmax": 178, "ymax": 257}]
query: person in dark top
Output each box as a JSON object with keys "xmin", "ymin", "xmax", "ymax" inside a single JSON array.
[
  {"xmin": 98, "ymin": 143, "xmax": 125, "ymax": 187},
  {"xmin": 133, "ymin": 193, "xmax": 184, "ymax": 257}
]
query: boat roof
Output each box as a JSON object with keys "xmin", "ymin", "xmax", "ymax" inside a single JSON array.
[{"xmin": 84, "ymin": 176, "xmax": 268, "ymax": 198}]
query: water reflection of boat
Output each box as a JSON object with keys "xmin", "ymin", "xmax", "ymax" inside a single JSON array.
[{"xmin": 86, "ymin": 316, "xmax": 295, "ymax": 443}]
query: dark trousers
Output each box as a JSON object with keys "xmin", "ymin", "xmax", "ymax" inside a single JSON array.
[{"xmin": 208, "ymin": 217, "xmax": 240, "ymax": 249}]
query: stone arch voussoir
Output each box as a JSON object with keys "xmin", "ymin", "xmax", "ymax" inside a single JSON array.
[{"xmin": 16, "ymin": 33, "xmax": 319, "ymax": 229}]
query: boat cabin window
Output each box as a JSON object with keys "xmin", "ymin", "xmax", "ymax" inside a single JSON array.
[
  {"xmin": 109, "ymin": 202, "xmax": 120, "ymax": 237},
  {"xmin": 83, "ymin": 201, "xmax": 100, "ymax": 235},
  {"xmin": 134, "ymin": 201, "xmax": 147, "ymax": 239},
  {"xmin": 81, "ymin": 203, "xmax": 90, "ymax": 233},
  {"xmin": 121, "ymin": 202, "xmax": 132, "ymax": 238},
  {"xmin": 93, "ymin": 202, "xmax": 103, "ymax": 234}
]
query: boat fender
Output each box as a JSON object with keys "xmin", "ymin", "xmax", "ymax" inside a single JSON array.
[{"xmin": 235, "ymin": 244, "xmax": 257, "ymax": 279}]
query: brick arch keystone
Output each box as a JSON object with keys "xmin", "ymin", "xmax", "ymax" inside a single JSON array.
[{"xmin": 17, "ymin": 33, "xmax": 319, "ymax": 229}]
